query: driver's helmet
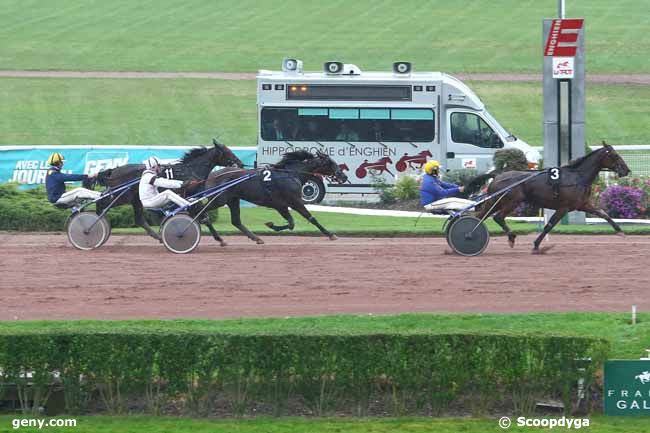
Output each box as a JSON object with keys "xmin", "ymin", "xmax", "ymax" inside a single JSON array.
[
  {"xmin": 144, "ymin": 156, "xmax": 161, "ymax": 171},
  {"xmin": 423, "ymin": 160, "xmax": 441, "ymax": 175},
  {"xmin": 47, "ymin": 152, "xmax": 65, "ymax": 167}
]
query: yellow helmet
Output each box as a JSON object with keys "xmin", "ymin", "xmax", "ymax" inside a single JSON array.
[
  {"xmin": 47, "ymin": 152, "xmax": 65, "ymax": 166},
  {"xmin": 423, "ymin": 160, "xmax": 441, "ymax": 175}
]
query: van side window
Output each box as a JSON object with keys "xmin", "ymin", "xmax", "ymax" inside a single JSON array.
[
  {"xmin": 451, "ymin": 113, "xmax": 503, "ymax": 148},
  {"xmin": 261, "ymin": 107, "xmax": 435, "ymax": 142}
]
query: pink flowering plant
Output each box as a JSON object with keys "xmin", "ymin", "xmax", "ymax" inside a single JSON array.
[{"xmin": 599, "ymin": 185, "xmax": 647, "ymax": 219}]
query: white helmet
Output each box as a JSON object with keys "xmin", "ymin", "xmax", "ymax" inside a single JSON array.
[{"xmin": 145, "ymin": 156, "xmax": 160, "ymax": 171}]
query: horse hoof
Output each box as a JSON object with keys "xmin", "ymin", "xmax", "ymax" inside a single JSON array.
[
  {"xmin": 616, "ymin": 231, "xmax": 626, "ymax": 238},
  {"xmin": 256, "ymin": 239, "xmax": 265, "ymax": 245},
  {"xmin": 532, "ymin": 245, "xmax": 554, "ymax": 255},
  {"xmin": 264, "ymin": 222, "xmax": 274, "ymax": 229},
  {"xmin": 220, "ymin": 241, "xmax": 228, "ymax": 247},
  {"xmin": 508, "ymin": 240, "xmax": 515, "ymax": 248},
  {"xmin": 329, "ymin": 235, "xmax": 338, "ymax": 241}
]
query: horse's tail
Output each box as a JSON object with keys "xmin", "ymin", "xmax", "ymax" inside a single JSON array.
[{"xmin": 462, "ymin": 172, "xmax": 497, "ymax": 198}]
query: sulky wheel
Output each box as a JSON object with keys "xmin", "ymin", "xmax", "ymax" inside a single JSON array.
[
  {"xmin": 446, "ymin": 215, "xmax": 490, "ymax": 257},
  {"xmin": 67, "ymin": 212, "xmax": 110, "ymax": 250},
  {"xmin": 161, "ymin": 214, "xmax": 201, "ymax": 254}
]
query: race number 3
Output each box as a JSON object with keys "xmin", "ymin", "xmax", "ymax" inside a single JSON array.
[
  {"xmin": 549, "ymin": 167, "xmax": 561, "ymax": 183},
  {"xmin": 262, "ymin": 170, "xmax": 272, "ymax": 182},
  {"xmin": 164, "ymin": 168, "xmax": 174, "ymax": 179}
]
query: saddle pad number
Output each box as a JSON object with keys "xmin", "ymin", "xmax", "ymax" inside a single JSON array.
[
  {"xmin": 164, "ymin": 168, "xmax": 174, "ymax": 179},
  {"xmin": 262, "ymin": 170, "xmax": 272, "ymax": 182},
  {"xmin": 549, "ymin": 167, "xmax": 561, "ymax": 184}
]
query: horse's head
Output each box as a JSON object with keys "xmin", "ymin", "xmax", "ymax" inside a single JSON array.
[
  {"xmin": 211, "ymin": 138, "xmax": 244, "ymax": 168},
  {"xmin": 313, "ymin": 150, "xmax": 348, "ymax": 184},
  {"xmin": 600, "ymin": 142, "xmax": 630, "ymax": 177}
]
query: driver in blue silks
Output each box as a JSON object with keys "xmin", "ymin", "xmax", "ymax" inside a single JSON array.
[{"xmin": 419, "ymin": 160, "xmax": 465, "ymax": 206}]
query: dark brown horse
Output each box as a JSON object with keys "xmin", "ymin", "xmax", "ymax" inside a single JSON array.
[
  {"xmin": 471, "ymin": 143, "xmax": 631, "ymax": 253},
  {"xmin": 191, "ymin": 150, "xmax": 348, "ymax": 246},
  {"xmin": 84, "ymin": 139, "xmax": 242, "ymax": 240}
]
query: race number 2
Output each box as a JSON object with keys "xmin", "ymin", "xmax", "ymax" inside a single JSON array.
[{"xmin": 262, "ymin": 169, "xmax": 272, "ymax": 182}]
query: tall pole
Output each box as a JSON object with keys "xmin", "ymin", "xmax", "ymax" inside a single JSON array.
[{"xmin": 558, "ymin": 0, "xmax": 565, "ymax": 19}]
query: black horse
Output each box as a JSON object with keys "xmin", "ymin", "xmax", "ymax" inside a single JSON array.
[
  {"xmin": 84, "ymin": 139, "xmax": 243, "ymax": 240},
  {"xmin": 191, "ymin": 150, "xmax": 348, "ymax": 245},
  {"xmin": 470, "ymin": 143, "xmax": 631, "ymax": 253}
]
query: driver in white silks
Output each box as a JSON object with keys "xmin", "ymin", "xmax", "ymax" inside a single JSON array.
[
  {"xmin": 139, "ymin": 156, "xmax": 192, "ymax": 210},
  {"xmin": 419, "ymin": 160, "xmax": 475, "ymax": 213}
]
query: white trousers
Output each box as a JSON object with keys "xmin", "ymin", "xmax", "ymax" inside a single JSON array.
[
  {"xmin": 424, "ymin": 197, "xmax": 476, "ymax": 212},
  {"xmin": 141, "ymin": 190, "xmax": 191, "ymax": 209},
  {"xmin": 56, "ymin": 188, "xmax": 102, "ymax": 206}
]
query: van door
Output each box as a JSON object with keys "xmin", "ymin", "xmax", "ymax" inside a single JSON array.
[{"xmin": 446, "ymin": 111, "xmax": 504, "ymax": 172}]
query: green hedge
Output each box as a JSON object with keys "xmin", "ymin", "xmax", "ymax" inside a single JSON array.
[
  {"xmin": 0, "ymin": 183, "xmax": 136, "ymax": 231},
  {"xmin": 0, "ymin": 331, "xmax": 608, "ymax": 417}
]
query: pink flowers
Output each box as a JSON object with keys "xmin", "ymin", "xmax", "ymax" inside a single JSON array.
[{"xmin": 599, "ymin": 186, "xmax": 646, "ymax": 219}]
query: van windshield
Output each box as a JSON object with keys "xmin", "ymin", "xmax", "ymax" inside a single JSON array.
[{"xmin": 483, "ymin": 111, "xmax": 516, "ymax": 142}]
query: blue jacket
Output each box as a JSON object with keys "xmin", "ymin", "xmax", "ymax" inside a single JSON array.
[
  {"xmin": 45, "ymin": 167, "xmax": 88, "ymax": 203},
  {"xmin": 419, "ymin": 174, "xmax": 461, "ymax": 206}
]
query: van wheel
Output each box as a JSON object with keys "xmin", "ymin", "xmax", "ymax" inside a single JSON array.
[{"xmin": 302, "ymin": 176, "xmax": 326, "ymax": 204}]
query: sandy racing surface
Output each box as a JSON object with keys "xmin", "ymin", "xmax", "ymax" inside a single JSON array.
[{"xmin": 1, "ymin": 233, "xmax": 648, "ymax": 320}]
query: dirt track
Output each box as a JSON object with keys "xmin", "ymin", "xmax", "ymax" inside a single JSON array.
[{"xmin": 1, "ymin": 233, "xmax": 648, "ymax": 320}]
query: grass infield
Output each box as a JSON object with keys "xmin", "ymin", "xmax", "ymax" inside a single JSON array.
[
  {"xmin": 1, "ymin": 79, "xmax": 649, "ymax": 146},
  {"xmin": 1, "ymin": 0, "xmax": 648, "ymax": 74}
]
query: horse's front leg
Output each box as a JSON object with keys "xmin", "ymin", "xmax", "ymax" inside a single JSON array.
[
  {"xmin": 133, "ymin": 201, "xmax": 162, "ymax": 241},
  {"xmin": 290, "ymin": 202, "xmax": 337, "ymax": 240},
  {"xmin": 579, "ymin": 204, "xmax": 624, "ymax": 236},
  {"xmin": 265, "ymin": 206, "xmax": 295, "ymax": 232},
  {"xmin": 228, "ymin": 199, "xmax": 264, "ymax": 244},
  {"xmin": 532, "ymin": 208, "xmax": 568, "ymax": 253}
]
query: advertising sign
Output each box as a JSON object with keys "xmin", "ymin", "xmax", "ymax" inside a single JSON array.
[{"xmin": 604, "ymin": 360, "xmax": 650, "ymax": 415}]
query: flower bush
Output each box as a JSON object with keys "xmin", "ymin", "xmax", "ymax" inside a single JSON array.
[{"xmin": 599, "ymin": 185, "xmax": 646, "ymax": 219}]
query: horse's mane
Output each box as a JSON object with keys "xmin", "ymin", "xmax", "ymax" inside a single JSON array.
[
  {"xmin": 274, "ymin": 150, "xmax": 315, "ymax": 168},
  {"xmin": 566, "ymin": 147, "xmax": 601, "ymax": 168},
  {"xmin": 180, "ymin": 146, "xmax": 209, "ymax": 163}
]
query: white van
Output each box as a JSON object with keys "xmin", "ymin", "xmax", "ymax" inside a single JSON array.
[{"xmin": 256, "ymin": 59, "xmax": 540, "ymax": 203}]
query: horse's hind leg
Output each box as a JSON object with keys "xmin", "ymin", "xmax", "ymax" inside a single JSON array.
[
  {"xmin": 228, "ymin": 199, "xmax": 264, "ymax": 244},
  {"xmin": 290, "ymin": 202, "xmax": 337, "ymax": 240},
  {"xmin": 533, "ymin": 208, "xmax": 568, "ymax": 253},
  {"xmin": 493, "ymin": 201, "xmax": 521, "ymax": 248},
  {"xmin": 265, "ymin": 206, "xmax": 295, "ymax": 232},
  {"xmin": 134, "ymin": 202, "xmax": 162, "ymax": 241}
]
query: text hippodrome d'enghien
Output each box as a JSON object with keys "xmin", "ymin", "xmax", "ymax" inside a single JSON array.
[{"xmin": 261, "ymin": 145, "xmax": 396, "ymax": 158}]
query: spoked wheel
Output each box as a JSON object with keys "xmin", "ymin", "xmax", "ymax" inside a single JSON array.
[
  {"xmin": 446, "ymin": 215, "xmax": 490, "ymax": 257},
  {"xmin": 67, "ymin": 212, "xmax": 110, "ymax": 250},
  {"xmin": 161, "ymin": 214, "xmax": 201, "ymax": 254}
]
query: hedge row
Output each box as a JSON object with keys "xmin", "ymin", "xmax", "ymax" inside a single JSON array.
[
  {"xmin": 0, "ymin": 183, "xmax": 136, "ymax": 231},
  {"xmin": 0, "ymin": 332, "xmax": 609, "ymax": 417}
]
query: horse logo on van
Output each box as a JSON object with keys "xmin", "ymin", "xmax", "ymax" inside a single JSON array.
[
  {"xmin": 355, "ymin": 157, "xmax": 394, "ymax": 178},
  {"xmin": 395, "ymin": 150, "xmax": 432, "ymax": 172}
]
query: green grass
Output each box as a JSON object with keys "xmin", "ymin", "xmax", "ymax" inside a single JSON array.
[
  {"xmin": 110, "ymin": 206, "xmax": 650, "ymax": 237},
  {"xmin": 1, "ymin": 415, "xmax": 649, "ymax": 433},
  {"xmin": 2, "ymin": 79, "xmax": 650, "ymax": 146},
  {"xmin": 1, "ymin": 0, "xmax": 649, "ymax": 74},
  {"xmin": 1, "ymin": 312, "xmax": 648, "ymax": 359}
]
